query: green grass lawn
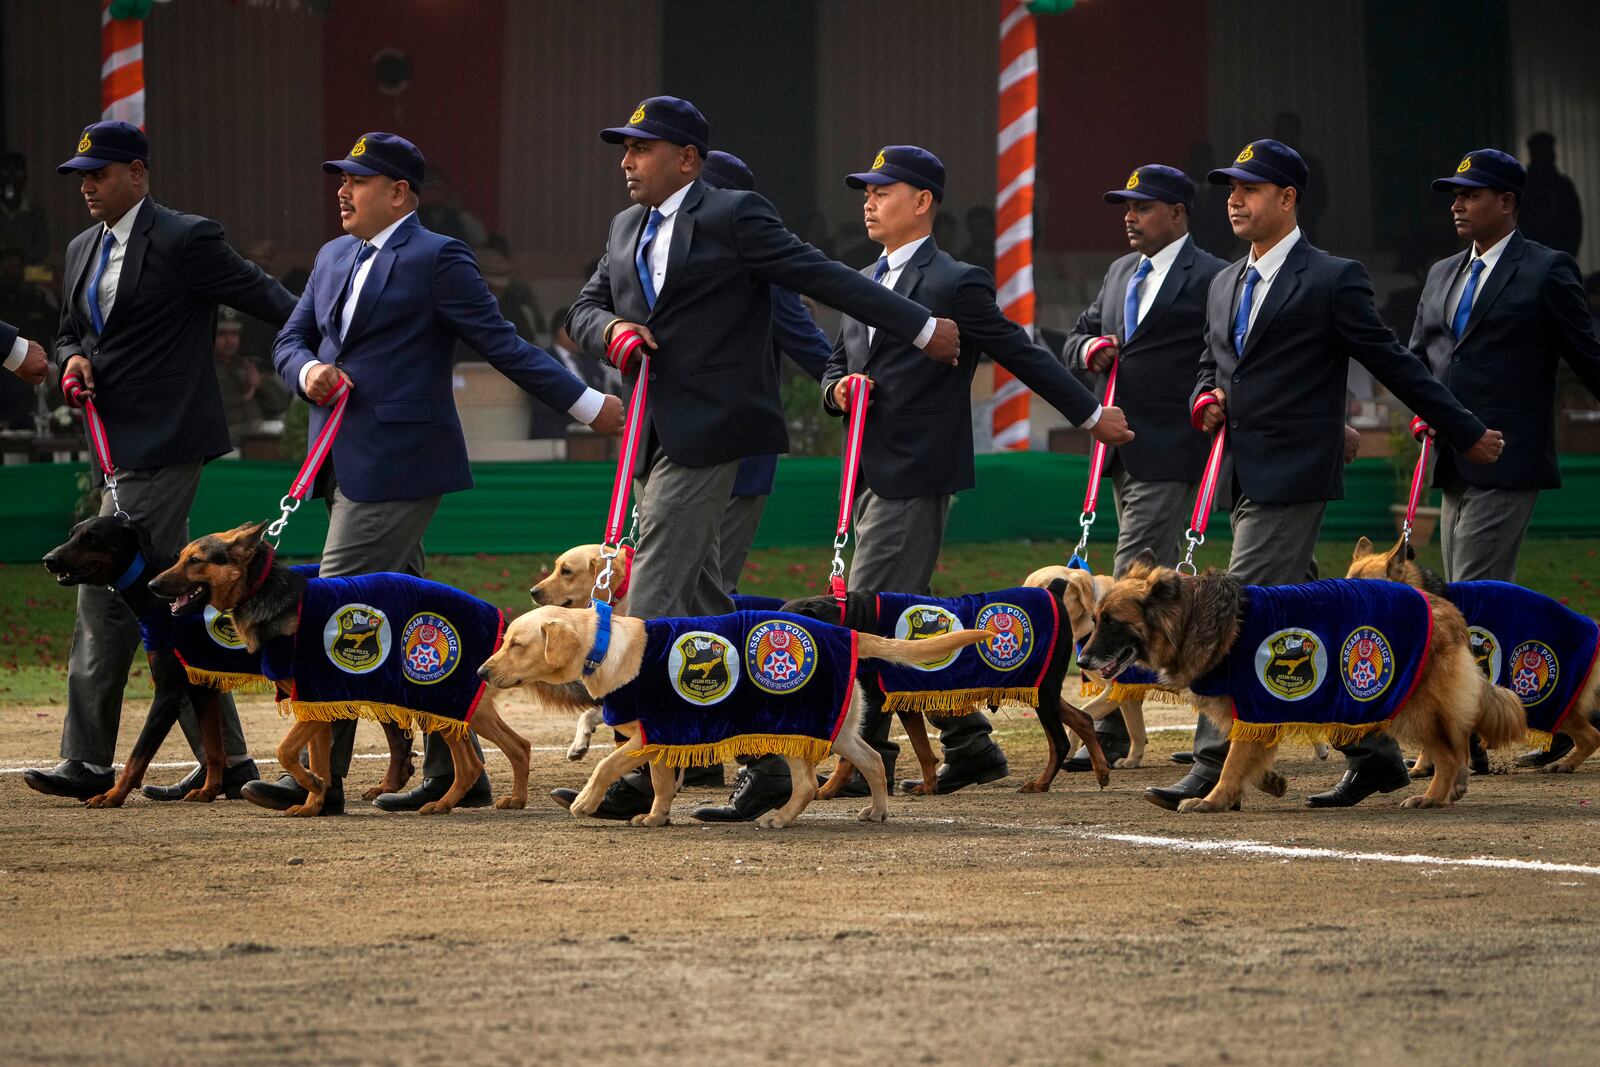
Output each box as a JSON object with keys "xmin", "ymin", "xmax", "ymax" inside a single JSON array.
[{"xmin": 4, "ymin": 537, "xmax": 1597, "ymax": 707}]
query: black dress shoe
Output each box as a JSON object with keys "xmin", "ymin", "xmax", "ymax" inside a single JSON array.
[
  {"xmin": 239, "ymin": 773, "xmax": 345, "ymax": 815},
  {"xmin": 900, "ymin": 750, "xmax": 1007, "ymax": 795},
  {"xmin": 1144, "ymin": 770, "xmax": 1223, "ymax": 811},
  {"xmin": 142, "ymin": 759, "xmax": 261, "ymax": 801},
  {"xmin": 1515, "ymin": 732, "xmax": 1573, "ymax": 768},
  {"xmin": 1169, "ymin": 751, "xmax": 1196, "ymax": 765},
  {"xmin": 22, "ymin": 760, "xmax": 114, "ymax": 801},
  {"xmin": 681, "ymin": 764, "xmax": 725, "ymax": 788},
  {"xmin": 549, "ymin": 771, "xmax": 653, "ymax": 820},
  {"xmin": 373, "ymin": 771, "xmax": 492, "ymax": 812},
  {"xmin": 1305, "ymin": 765, "xmax": 1411, "ymax": 808},
  {"xmin": 817, "ymin": 756, "xmax": 895, "ymax": 799},
  {"xmin": 691, "ymin": 769, "xmax": 792, "ymax": 822}
]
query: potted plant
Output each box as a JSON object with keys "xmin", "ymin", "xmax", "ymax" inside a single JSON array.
[{"xmin": 1387, "ymin": 408, "xmax": 1439, "ymax": 545}]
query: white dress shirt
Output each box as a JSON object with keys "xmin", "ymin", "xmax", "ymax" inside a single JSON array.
[
  {"xmin": 1072, "ymin": 233, "xmax": 1190, "ymax": 367},
  {"xmin": 83, "ymin": 196, "xmax": 146, "ymax": 329},
  {"xmin": 302, "ymin": 211, "xmax": 605, "ymax": 424},
  {"xmin": 867, "ymin": 235, "xmax": 938, "ymax": 347},
  {"xmin": 1239, "ymin": 225, "xmax": 1302, "ymax": 338},
  {"xmin": 1443, "ymin": 229, "xmax": 1514, "ymax": 321},
  {"xmin": 4, "ymin": 335, "xmax": 27, "ymax": 372},
  {"xmin": 641, "ymin": 181, "xmax": 693, "ymax": 298}
]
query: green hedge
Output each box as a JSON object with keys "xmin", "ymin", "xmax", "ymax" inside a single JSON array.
[{"xmin": 5, "ymin": 454, "xmax": 1597, "ymax": 563}]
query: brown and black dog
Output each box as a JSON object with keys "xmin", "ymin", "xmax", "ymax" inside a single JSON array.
[
  {"xmin": 1347, "ymin": 535, "xmax": 1600, "ymax": 774},
  {"xmin": 149, "ymin": 521, "xmax": 527, "ymax": 816},
  {"xmin": 1077, "ymin": 553, "xmax": 1526, "ymax": 811}
]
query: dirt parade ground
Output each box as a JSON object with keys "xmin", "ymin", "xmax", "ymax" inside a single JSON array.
[{"xmin": 4, "ymin": 692, "xmax": 1600, "ymax": 1067}]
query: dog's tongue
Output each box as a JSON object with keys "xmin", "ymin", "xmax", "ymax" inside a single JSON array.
[{"xmin": 170, "ymin": 585, "xmax": 202, "ymax": 614}]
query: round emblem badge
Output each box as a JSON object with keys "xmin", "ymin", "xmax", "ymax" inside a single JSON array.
[
  {"xmin": 630, "ymin": 104, "xmax": 647, "ymax": 124},
  {"xmin": 323, "ymin": 603, "xmax": 391, "ymax": 675},
  {"xmin": 667, "ymin": 630, "xmax": 738, "ymax": 705},
  {"xmin": 401, "ymin": 612, "xmax": 462, "ymax": 685},
  {"xmin": 203, "ymin": 605, "xmax": 246, "ymax": 650},
  {"xmin": 1456, "ymin": 154, "xmax": 1473, "ymax": 174},
  {"xmin": 1235, "ymin": 143, "xmax": 1256, "ymax": 164},
  {"xmin": 1508, "ymin": 640, "xmax": 1559, "ymax": 707},
  {"xmin": 1254, "ymin": 628, "xmax": 1325, "ymax": 702},
  {"xmin": 1125, "ymin": 170, "xmax": 1140, "ymax": 190},
  {"xmin": 975, "ymin": 603, "xmax": 1033, "ymax": 672},
  {"xmin": 1467, "ymin": 626, "xmax": 1502, "ymax": 685},
  {"xmin": 350, "ymin": 136, "xmax": 368, "ymax": 157},
  {"xmin": 1340, "ymin": 626, "xmax": 1396, "ymax": 702},
  {"xmin": 893, "ymin": 604, "xmax": 964, "ymax": 671},
  {"xmin": 745, "ymin": 619, "xmax": 818, "ymax": 695}
]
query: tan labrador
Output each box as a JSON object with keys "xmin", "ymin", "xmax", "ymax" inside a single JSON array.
[{"xmin": 529, "ymin": 543, "xmax": 630, "ymax": 760}]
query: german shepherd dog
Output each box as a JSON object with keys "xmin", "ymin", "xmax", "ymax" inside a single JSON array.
[
  {"xmin": 148, "ymin": 522, "xmax": 528, "ymax": 816},
  {"xmin": 40, "ymin": 515, "xmax": 243, "ymax": 807},
  {"xmin": 1347, "ymin": 535, "xmax": 1600, "ymax": 774},
  {"xmin": 478, "ymin": 604, "xmax": 990, "ymax": 828},
  {"xmin": 783, "ymin": 579, "xmax": 1111, "ymax": 796},
  {"xmin": 1077, "ymin": 552, "xmax": 1526, "ymax": 811}
]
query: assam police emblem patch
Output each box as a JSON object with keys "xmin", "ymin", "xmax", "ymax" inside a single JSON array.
[
  {"xmin": 1340, "ymin": 626, "xmax": 1396, "ymax": 702},
  {"xmin": 401, "ymin": 612, "xmax": 462, "ymax": 685},
  {"xmin": 203, "ymin": 605, "xmax": 246, "ymax": 650},
  {"xmin": 668, "ymin": 630, "xmax": 737, "ymax": 705},
  {"xmin": 630, "ymin": 103, "xmax": 647, "ymax": 124},
  {"xmin": 1235, "ymin": 143, "xmax": 1256, "ymax": 164},
  {"xmin": 894, "ymin": 604, "xmax": 964, "ymax": 671},
  {"xmin": 975, "ymin": 602, "xmax": 1032, "ymax": 672},
  {"xmin": 78, "ymin": 131, "xmax": 93, "ymax": 153},
  {"xmin": 324, "ymin": 603, "xmax": 391, "ymax": 674},
  {"xmin": 745, "ymin": 619, "xmax": 817, "ymax": 695},
  {"xmin": 1125, "ymin": 170, "xmax": 1140, "ymax": 190},
  {"xmin": 1509, "ymin": 640, "xmax": 1559, "ymax": 707},
  {"xmin": 1456, "ymin": 154, "xmax": 1473, "ymax": 174},
  {"xmin": 1255, "ymin": 628, "xmax": 1325, "ymax": 702},
  {"xmin": 1468, "ymin": 626, "xmax": 1502, "ymax": 684}
]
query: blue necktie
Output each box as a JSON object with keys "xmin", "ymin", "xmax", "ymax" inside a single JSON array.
[
  {"xmin": 88, "ymin": 229, "xmax": 116, "ymax": 334},
  {"xmin": 1123, "ymin": 257, "xmax": 1154, "ymax": 342},
  {"xmin": 872, "ymin": 256, "xmax": 890, "ymax": 284},
  {"xmin": 334, "ymin": 241, "xmax": 376, "ymax": 340},
  {"xmin": 635, "ymin": 208, "xmax": 665, "ymax": 310},
  {"xmin": 1232, "ymin": 265, "xmax": 1262, "ymax": 356},
  {"xmin": 1451, "ymin": 257, "xmax": 1485, "ymax": 340}
]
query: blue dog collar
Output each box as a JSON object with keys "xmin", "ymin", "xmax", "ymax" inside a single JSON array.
[
  {"xmin": 583, "ymin": 600, "xmax": 613, "ymax": 676},
  {"xmin": 111, "ymin": 551, "xmax": 146, "ymax": 591}
]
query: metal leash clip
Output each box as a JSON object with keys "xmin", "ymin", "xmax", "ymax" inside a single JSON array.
[{"xmin": 591, "ymin": 543, "xmax": 621, "ymax": 604}]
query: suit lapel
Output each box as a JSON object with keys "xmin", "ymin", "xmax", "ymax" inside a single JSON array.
[
  {"xmin": 1102, "ymin": 255, "xmax": 1134, "ymax": 342},
  {"xmin": 103, "ymin": 198, "xmax": 155, "ymax": 333},
  {"xmin": 1454, "ymin": 232, "xmax": 1523, "ymax": 349},
  {"xmin": 869, "ymin": 237, "xmax": 938, "ymax": 357},
  {"xmin": 321, "ymin": 240, "xmax": 361, "ymax": 340},
  {"xmin": 1213, "ymin": 257, "xmax": 1246, "ymax": 349},
  {"xmin": 1435, "ymin": 248, "xmax": 1470, "ymax": 331},
  {"xmin": 1241, "ymin": 239, "xmax": 1306, "ymax": 360},
  {"xmin": 1134, "ymin": 239, "xmax": 1193, "ymax": 343},
  {"xmin": 65, "ymin": 229, "xmax": 97, "ymax": 334},
  {"xmin": 342, "ymin": 215, "xmax": 416, "ymax": 346},
  {"xmin": 650, "ymin": 180, "xmax": 702, "ymax": 313}
]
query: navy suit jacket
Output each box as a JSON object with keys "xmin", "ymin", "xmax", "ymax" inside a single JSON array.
[
  {"xmin": 566, "ymin": 179, "xmax": 933, "ymax": 472},
  {"xmin": 1194, "ymin": 238, "xmax": 1487, "ymax": 507},
  {"xmin": 1411, "ymin": 232, "xmax": 1600, "ymax": 491},
  {"xmin": 55, "ymin": 199, "xmax": 295, "ymax": 470},
  {"xmin": 1065, "ymin": 237, "xmax": 1227, "ymax": 483},
  {"xmin": 823, "ymin": 237, "xmax": 1100, "ymax": 499},
  {"xmin": 733, "ymin": 286, "xmax": 830, "ymax": 498},
  {"xmin": 275, "ymin": 214, "xmax": 587, "ymax": 502},
  {"xmin": 0, "ymin": 319, "xmax": 16, "ymax": 356}
]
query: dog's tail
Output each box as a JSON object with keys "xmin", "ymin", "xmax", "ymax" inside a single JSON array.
[
  {"xmin": 1473, "ymin": 679, "xmax": 1528, "ymax": 750},
  {"xmin": 858, "ymin": 629, "xmax": 990, "ymax": 665}
]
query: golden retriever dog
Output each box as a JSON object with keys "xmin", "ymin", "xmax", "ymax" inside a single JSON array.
[
  {"xmin": 1347, "ymin": 535, "xmax": 1600, "ymax": 774},
  {"xmin": 478, "ymin": 604, "xmax": 990, "ymax": 828},
  {"xmin": 530, "ymin": 543, "xmax": 628, "ymax": 761},
  {"xmin": 1076, "ymin": 554, "xmax": 1526, "ymax": 812}
]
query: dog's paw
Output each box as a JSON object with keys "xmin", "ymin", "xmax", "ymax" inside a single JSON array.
[
  {"xmin": 755, "ymin": 812, "xmax": 792, "ymax": 829},
  {"xmin": 284, "ymin": 803, "xmax": 317, "ymax": 818},
  {"xmin": 84, "ymin": 791, "xmax": 124, "ymax": 809},
  {"xmin": 419, "ymin": 801, "xmax": 455, "ymax": 815},
  {"xmin": 494, "ymin": 796, "xmax": 527, "ymax": 810},
  {"xmin": 857, "ymin": 806, "xmax": 887, "ymax": 823},
  {"xmin": 182, "ymin": 788, "xmax": 219, "ymax": 803},
  {"xmin": 1017, "ymin": 780, "xmax": 1050, "ymax": 794},
  {"xmin": 1177, "ymin": 797, "xmax": 1227, "ymax": 814},
  {"xmin": 1113, "ymin": 756, "xmax": 1143, "ymax": 769},
  {"xmin": 1313, "ymin": 743, "xmax": 1331, "ymax": 761},
  {"xmin": 629, "ymin": 813, "xmax": 670, "ymax": 827},
  {"xmin": 1408, "ymin": 765, "xmax": 1432, "ymax": 779},
  {"xmin": 1259, "ymin": 770, "xmax": 1288, "ymax": 798},
  {"xmin": 1541, "ymin": 762, "xmax": 1577, "ymax": 775},
  {"xmin": 904, "ymin": 782, "xmax": 936, "ymax": 797},
  {"xmin": 361, "ymin": 785, "xmax": 387, "ymax": 801},
  {"xmin": 1400, "ymin": 795, "xmax": 1448, "ymax": 809},
  {"xmin": 565, "ymin": 745, "xmax": 588, "ymax": 762}
]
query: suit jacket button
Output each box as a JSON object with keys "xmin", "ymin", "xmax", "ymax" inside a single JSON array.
[
  {"xmin": 1231, "ymin": 374, "xmax": 1240, "ymax": 383},
  {"xmin": 648, "ymin": 372, "xmax": 657, "ymax": 382},
  {"xmin": 1229, "ymin": 419, "xmax": 1239, "ymax": 429},
  {"xmin": 334, "ymin": 357, "xmax": 345, "ymax": 366}
]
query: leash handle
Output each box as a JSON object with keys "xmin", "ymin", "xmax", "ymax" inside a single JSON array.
[
  {"xmin": 266, "ymin": 377, "xmax": 352, "ymax": 544},
  {"xmin": 1072, "ymin": 356, "xmax": 1120, "ymax": 560},
  {"xmin": 594, "ymin": 332, "xmax": 651, "ymax": 603},
  {"xmin": 1402, "ymin": 432, "xmax": 1433, "ymax": 547},
  {"xmin": 63, "ymin": 371, "xmax": 127, "ymax": 519},
  {"xmin": 828, "ymin": 377, "xmax": 872, "ymax": 616},
  {"xmin": 1178, "ymin": 425, "xmax": 1226, "ymax": 575}
]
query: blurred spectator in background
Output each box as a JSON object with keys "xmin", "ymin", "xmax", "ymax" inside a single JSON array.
[
  {"xmin": 456, "ymin": 235, "xmax": 543, "ymax": 361},
  {"xmin": 1184, "ymin": 141, "xmax": 1236, "ymax": 258},
  {"xmin": 0, "ymin": 243, "xmax": 53, "ymax": 428},
  {"xmin": 529, "ymin": 304, "xmax": 617, "ymax": 439},
  {"xmin": 1521, "ymin": 131, "xmax": 1582, "ymax": 257},
  {"xmin": 1273, "ymin": 113, "xmax": 1328, "ymax": 242},
  {"xmin": 0, "ymin": 152, "xmax": 49, "ymax": 265},
  {"xmin": 213, "ymin": 307, "xmax": 289, "ymax": 447},
  {"xmin": 961, "ymin": 204, "xmax": 995, "ymax": 275},
  {"xmin": 418, "ymin": 164, "xmax": 488, "ymax": 247}
]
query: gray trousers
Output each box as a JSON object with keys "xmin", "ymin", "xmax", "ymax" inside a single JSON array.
[
  {"xmin": 1441, "ymin": 485, "xmax": 1539, "ymax": 583},
  {"xmin": 318, "ymin": 486, "xmax": 464, "ymax": 779},
  {"xmin": 628, "ymin": 454, "xmax": 740, "ymax": 619},
  {"xmin": 62, "ymin": 461, "xmax": 249, "ymax": 767},
  {"xmin": 1190, "ymin": 496, "xmax": 1403, "ymax": 778},
  {"xmin": 1095, "ymin": 471, "xmax": 1197, "ymax": 750},
  {"xmin": 718, "ymin": 493, "xmax": 768, "ymax": 595}
]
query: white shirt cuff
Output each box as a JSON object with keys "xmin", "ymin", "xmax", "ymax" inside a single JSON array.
[
  {"xmin": 4, "ymin": 336, "xmax": 26, "ymax": 373},
  {"xmin": 911, "ymin": 316, "xmax": 937, "ymax": 349},
  {"xmin": 297, "ymin": 360, "xmax": 317, "ymax": 395},
  {"xmin": 567, "ymin": 386, "xmax": 605, "ymax": 425},
  {"xmin": 1081, "ymin": 404, "xmax": 1102, "ymax": 430}
]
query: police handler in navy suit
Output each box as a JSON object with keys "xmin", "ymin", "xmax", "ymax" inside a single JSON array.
[
  {"xmin": 1058, "ymin": 164, "xmax": 1227, "ymax": 769},
  {"xmin": 814, "ymin": 145, "xmax": 1133, "ymax": 798},
  {"xmin": 1411, "ymin": 148, "xmax": 1600, "ymax": 771},
  {"xmin": 250, "ymin": 133, "xmax": 624, "ymax": 815},
  {"xmin": 1156, "ymin": 139, "xmax": 1505, "ymax": 812},
  {"xmin": 560, "ymin": 100, "xmax": 963, "ymax": 820},
  {"xmin": 23, "ymin": 122, "xmax": 296, "ymax": 803}
]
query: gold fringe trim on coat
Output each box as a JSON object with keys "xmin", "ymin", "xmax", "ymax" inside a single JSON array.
[
  {"xmin": 1078, "ymin": 675, "xmax": 1187, "ymax": 706},
  {"xmin": 282, "ymin": 698, "xmax": 471, "ymax": 740},
  {"xmin": 182, "ymin": 667, "xmax": 276, "ymax": 694},
  {"xmin": 882, "ymin": 687, "xmax": 1039, "ymax": 716},
  {"xmin": 1227, "ymin": 719, "xmax": 1388, "ymax": 747},
  {"xmin": 635, "ymin": 732, "xmax": 835, "ymax": 769},
  {"xmin": 1522, "ymin": 728, "xmax": 1554, "ymax": 752}
]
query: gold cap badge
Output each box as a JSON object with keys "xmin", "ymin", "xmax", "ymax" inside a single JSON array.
[
  {"xmin": 872, "ymin": 150, "xmax": 886, "ymax": 170},
  {"xmin": 630, "ymin": 104, "xmax": 646, "ymax": 124},
  {"xmin": 1234, "ymin": 143, "xmax": 1255, "ymax": 164},
  {"xmin": 78, "ymin": 132, "xmax": 92, "ymax": 153},
  {"xmin": 1456, "ymin": 154, "xmax": 1472, "ymax": 174},
  {"xmin": 350, "ymin": 136, "xmax": 367, "ymax": 157},
  {"xmin": 1125, "ymin": 170, "xmax": 1140, "ymax": 190}
]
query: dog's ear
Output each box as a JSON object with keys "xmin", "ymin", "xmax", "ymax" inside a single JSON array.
[
  {"xmin": 1404, "ymin": 543, "xmax": 1416, "ymax": 562},
  {"xmin": 1124, "ymin": 548, "xmax": 1158, "ymax": 580},
  {"xmin": 1144, "ymin": 571, "xmax": 1184, "ymax": 611},
  {"xmin": 228, "ymin": 520, "xmax": 271, "ymax": 546},
  {"xmin": 1352, "ymin": 536, "xmax": 1374, "ymax": 561},
  {"xmin": 541, "ymin": 617, "xmax": 586, "ymax": 671}
]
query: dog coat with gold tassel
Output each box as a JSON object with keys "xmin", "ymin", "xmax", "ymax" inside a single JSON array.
[
  {"xmin": 1189, "ymin": 579, "xmax": 1433, "ymax": 745},
  {"xmin": 138, "ymin": 565, "xmax": 317, "ymax": 692},
  {"xmin": 602, "ymin": 611, "xmax": 858, "ymax": 767},
  {"xmin": 874, "ymin": 588, "xmax": 1057, "ymax": 715},
  {"xmin": 1446, "ymin": 580, "xmax": 1599, "ymax": 737},
  {"xmin": 260, "ymin": 573, "xmax": 504, "ymax": 737}
]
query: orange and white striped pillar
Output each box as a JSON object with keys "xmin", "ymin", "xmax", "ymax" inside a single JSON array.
[
  {"xmin": 991, "ymin": 0, "xmax": 1038, "ymax": 451},
  {"xmin": 101, "ymin": 2, "xmax": 146, "ymax": 128}
]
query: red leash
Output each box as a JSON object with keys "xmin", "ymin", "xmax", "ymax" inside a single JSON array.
[
  {"xmin": 593, "ymin": 329, "xmax": 650, "ymax": 604},
  {"xmin": 265, "ymin": 376, "xmax": 352, "ymax": 544},
  {"xmin": 61, "ymin": 371, "xmax": 126, "ymax": 517},
  {"xmin": 828, "ymin": 377, "xmax": 872, "ymax": 620},
  {"xmin": 1403, "ymin": 416, "xmax": 1434, "ymax": 547},
  {"xmin": 1071, "ymin": 355, "xmax": 1120, "ymax": 562},
  {"xmin": 1178, "ymin": 425, "xmax": 1227, "ymax": 575}
]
